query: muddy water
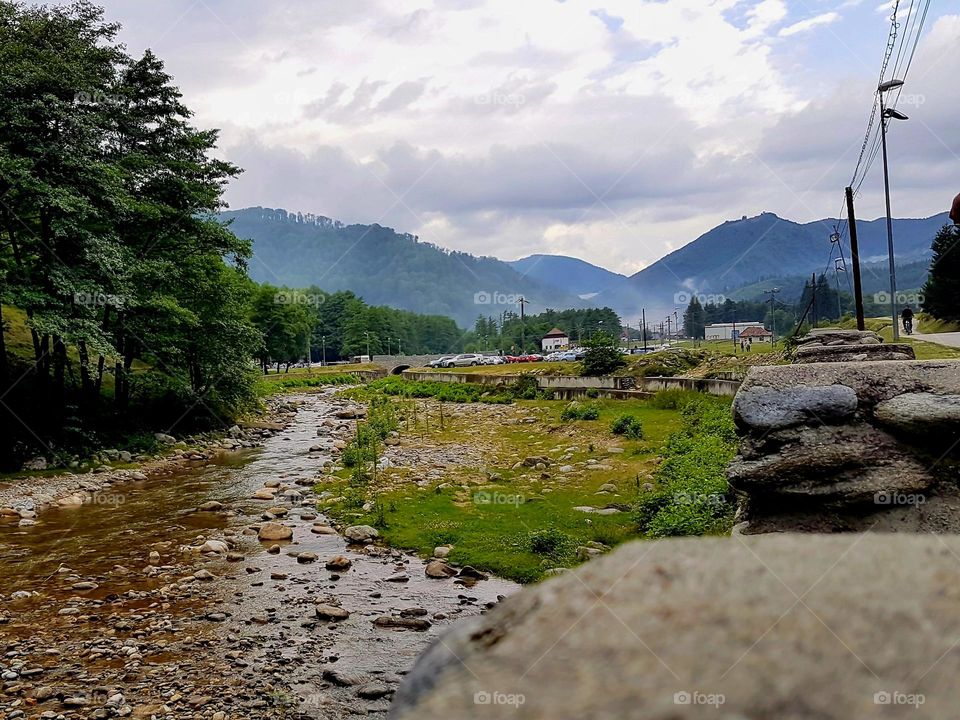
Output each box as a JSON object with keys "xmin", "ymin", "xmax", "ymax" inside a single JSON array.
[{"xmin": 0, "ymin": 390, "xmax": 518, "ymax": 719}]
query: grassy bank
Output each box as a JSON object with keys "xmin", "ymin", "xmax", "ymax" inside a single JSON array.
[
  {"xmin": 839, "ymin": 317, "xmax": 960, "ymax": 359},
  {"xmin": 319, "ymin": 384, "xmax": 737, "ymax": 583}
]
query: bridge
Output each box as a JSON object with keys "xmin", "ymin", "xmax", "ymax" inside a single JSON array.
[{"xmin": 370, "ymin": 354, "xmax": 437, "ymax": 375}]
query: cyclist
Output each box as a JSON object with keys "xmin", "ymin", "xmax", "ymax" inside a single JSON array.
[{"xmin": 901, "ymin": 306, "xmax": 914, "ymax": 335}]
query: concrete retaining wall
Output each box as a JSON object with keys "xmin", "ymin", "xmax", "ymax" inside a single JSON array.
[{"xmin": 400, "ymin": 370, "xmax": 740, "ymax": 397}]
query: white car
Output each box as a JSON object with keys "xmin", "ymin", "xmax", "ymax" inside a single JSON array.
[
  {"xmin": 428, "ymin": 356, "xmax": 455, "ymax": 368},
  {"xmin": 446, "ymin": 353, "xmax": 485, "ymax": 367},
  {"xmin": 482, "ymin": 355, "xmax": 506, "ymax": 365}
]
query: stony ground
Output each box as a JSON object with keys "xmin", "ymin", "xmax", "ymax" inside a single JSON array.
[{"xmin": 0, "ymin": 390, "xmax": 516, "ymax": 720}]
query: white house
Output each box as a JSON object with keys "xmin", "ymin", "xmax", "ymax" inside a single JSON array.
[
  {"xmin": 541, "ymin": 328, "xmax": 570, "ymax": 352},
  {"xmin": 704, "ymin": 322, "xmax": 765, "ymax": 341}
]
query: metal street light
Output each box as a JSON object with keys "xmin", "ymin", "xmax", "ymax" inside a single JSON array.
[{"xmin": 878, "ymin": 78, "xmax": 908, "ymax": 340}]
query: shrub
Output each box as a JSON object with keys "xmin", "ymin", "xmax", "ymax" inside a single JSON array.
[
  {"xmin": 585, "ymin": 388, "xmax": 600, "ymax": 398},
  {"xmin": 611, "ymin": 414, "xmax": 644, "ymax": 439},
  {"xmin": 527, "ymin": 527, "xmax": 575, "ymax": 557},
  {"xmin": 561, "ymin": 401, "xmax": 600, "ymax": 421},
  {"xmin": 649, "ymin": 388, "xmax": 699, "ymax": 410}
]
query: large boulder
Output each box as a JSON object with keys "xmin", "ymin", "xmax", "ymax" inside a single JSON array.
[
  {"xmin": 392, "ymin": 534, "xmax": 960, "ymax": 719},
  {"xmin": 791, "ymin": 328, "xmax": 915, "ymax": 364}
]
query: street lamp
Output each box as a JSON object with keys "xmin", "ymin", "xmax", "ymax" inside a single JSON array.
[
  {"xmin": 763, "ymin": 288, "xmax": 781, "ymax": 343},
  {"xmin": 878, "ymin": 78, "xmax": 908, "ymax": 340}
]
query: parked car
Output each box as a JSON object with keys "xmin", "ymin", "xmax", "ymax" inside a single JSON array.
[
  {"xmin": 428, "ymin": 356, "xmax": 455, "ymax": 368},
  {"xmin": 559, "ymin": 351, "xmax": 578, "ymax": 361},
  {"xmin": 446, "ymin": 353, "xmax": 485, "ymax": 367},
  {"xmin": 525, "ymin": 354, "xmax": 544, "ymax": 362},
  {"xmin": 544, "ymin": 352, "xmax": 563, "ymax": 362},
  {"xmin": 482, "ymin": 355, "xmax": 506, "ymax": 365}
]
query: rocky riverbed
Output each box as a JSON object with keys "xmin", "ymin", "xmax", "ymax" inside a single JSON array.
[{"xmin": 0, "ymin": 389, "xmax": 517, "ymax": 719}]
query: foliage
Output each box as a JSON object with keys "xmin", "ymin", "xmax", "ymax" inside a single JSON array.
[
  {"xmin": 649, "ymin": 389, "xmax": 702, "ymax": 410},
  {"xmin": 580, "ymin": 331, "xmax": 626, "ymax": 376},
  {"xmin": 527, "ymin": 527, "xmax": 576, "ymax": 558},
  {"xmin": 561, "ymin": 401, "xmax": 600, "ymax": 421},
  {"xmin": 341, "ymin": 397, "xmax": 399, "ymax": 470},
  {"xmin": 633, "ymin": 397, "xmax": 737, "ymax": 537},
  {"xmin": 610, "ymin": 414, "xmax": 644, "ymax": 439},
  {"xmin": 922, "ymin": 225, "xmax": 960, "ymax": 323}
]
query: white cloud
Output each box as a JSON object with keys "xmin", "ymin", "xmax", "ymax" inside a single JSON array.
[
  {"xmin": 779, "ymin": 12, "xmax": 841, "ymax": 37},
  {"xmin": 56, "ymin": 0, "xmax": 960, "ymax": 275}
]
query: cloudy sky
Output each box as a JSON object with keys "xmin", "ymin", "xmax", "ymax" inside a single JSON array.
[{"xmin": 65, "ymin": 0, "xmax": 960, "ymax": 274}]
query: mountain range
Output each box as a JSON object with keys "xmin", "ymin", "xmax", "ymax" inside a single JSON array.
[{"xmin": 227, "ymin": 206, "xmax": 948, "ymax": 327}]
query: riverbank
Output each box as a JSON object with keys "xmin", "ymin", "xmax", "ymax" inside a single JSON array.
[{"xmin": 0, "ymin": 389, "xmax": 516, "ymax": 719}]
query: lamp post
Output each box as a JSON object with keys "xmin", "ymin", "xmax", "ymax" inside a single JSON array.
[
  {"xmin": 878, "ymin": 78, "xmax": 908, "ymax": 340},
  {"xmin": 321, "ymin": 335, "xmax": 326, "ymax": 367}
]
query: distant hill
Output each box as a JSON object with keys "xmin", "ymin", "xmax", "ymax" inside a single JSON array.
[
  {"xmin": 223, "ymin": 207, "xmax": 588, "ymax": 327},
  {"xmin": 224, "ymin": 206, "xmax": 946, "ymax": 326},
  {"xmin": 508, "ymin": 255, "xmax": 646, "ymax": 315},
  {"xmin": 628, "ymin": 211, "xmax": 947, "ymax": 317}
]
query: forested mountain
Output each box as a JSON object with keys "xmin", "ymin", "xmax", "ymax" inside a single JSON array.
[
  {"xmin": 228, "ymin": 207, "xmax": 946, "ymax": 326},
  {"xmin": 226, "ymin": 208, "xmax": 586, "ymax": 327},
  {"xmin": 627, "ymin": 212, "xmax": 948, "ymax": 316}
]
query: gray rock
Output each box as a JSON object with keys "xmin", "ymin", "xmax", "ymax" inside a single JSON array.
[
  {"xmin": 733, "ymin": 384, "xmax": 858, "ymax": 431},
  {"xmin": 391, "ymin": 534, "xmax": 960, "ymax": 720},
  {"xmin": 874, "ymin": 392, "xmax": 960, "ymax": 436},
  {"xmin": 344, "ymin": 525, "xmax": 380, "ymax": 543}
]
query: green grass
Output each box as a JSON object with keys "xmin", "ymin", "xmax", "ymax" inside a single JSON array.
[
  {"xmin": 317, "ymin": 385, "xmax": 726, "ymax": 583},
  {"xmin": 917, "ymin": 313, "xmax": 960, "ymax": 334}
]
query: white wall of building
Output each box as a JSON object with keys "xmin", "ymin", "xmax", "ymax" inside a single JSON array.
[{"xmin": 704, "ymin": 322, "xmax": 764, "ymax": 341}]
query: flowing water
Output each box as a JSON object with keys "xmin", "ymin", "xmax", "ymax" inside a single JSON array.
[{"xmin": 0, "ymin": 390, "xmax": 517, "ymax": 718}]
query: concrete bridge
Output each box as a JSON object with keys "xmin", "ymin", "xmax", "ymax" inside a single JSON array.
[{"xmin": 370, "ymin": 354, "xmax": 437, "ymax": 375}]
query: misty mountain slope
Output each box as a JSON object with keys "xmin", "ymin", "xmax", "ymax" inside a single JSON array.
[
  {"xmin": 224, "ymin": 207, "xmax": 586, "ymax": 326},
  {"xmin": 508, "ymin": 255, "xmax": 646, "ymax": 315},
  {"xmin": 629, "ymin": 211, "xmax": 947, "ymax": 311}
]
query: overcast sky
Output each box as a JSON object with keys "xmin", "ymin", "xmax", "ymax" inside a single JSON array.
[{"xmin": 58, "ymin": 0, "xmax": 960, "ymax": 274}]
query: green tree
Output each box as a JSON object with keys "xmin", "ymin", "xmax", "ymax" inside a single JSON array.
[
  {"xmin": 922, "ymin": 225, "xmax": 960, "ymax": 323},
  {"xmin": 580, "ymin": 331, "xmax": 625, "ymax": 377}
]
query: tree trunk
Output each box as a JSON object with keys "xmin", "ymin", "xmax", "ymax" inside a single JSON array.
[
  {"xmin": 0, "ymin": 302, "xmax": 8, "ymax": 390},
  {"xmin": 52, "ymin": 334, "xmax": 66, "ymax": 427}
]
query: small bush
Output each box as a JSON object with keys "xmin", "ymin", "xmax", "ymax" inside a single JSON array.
[
  {"xmin": 585, "ymin": 388, "xmax": 600, "ymax": 398},
  {"xmin": 527, "ymin": 527, "xmax": 575, "ymax": 557},
  {"xmin": 649, "ymin": 388, "xmax": 699, "ymax": 409},
  {"xmin": 611, "ymin": 414, "xmax": 644, "ymax": 439},
  {"xmin": 561, "ymin": 401, "xmax": 600, "ymax": 421}
]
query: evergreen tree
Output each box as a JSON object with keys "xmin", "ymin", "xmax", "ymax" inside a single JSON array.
[{"xmin": 922, "ymin": 225, "xmax": 960, "ymax": 323}]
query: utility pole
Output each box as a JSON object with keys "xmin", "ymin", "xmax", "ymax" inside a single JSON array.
[
  {"xmin": 642, "ymin": 309, "xmax": 647, "ymax": 351},
  {"xmin": 666, "ymin": 316, "xmax": 672, "ymax": 344},
  {"xmin": 763, "ymin": 288, "xmax": 780, "ymax": 343},
  {"xmin": 732, "ymin": 308, "xmax": 737, "ymax": 353},
  {"xmin": 811, "ymin": 273, "xmax": 817, "ymax": 329},
  {"xmin": 880, "ymin": 101, "xmax": 899, "ymax": 340},
  {"xmin": 845, "ymin": 186, "xmax": 866, "ymax": 331},
  {"xmin": 518, "ymin": 297, "xmax": 529, "ymax": 353},
  {"xmin": 674, "ymin": 310, "xmax": 679, "ymax": 340},
  {"xmin": 834, "ymin": 258, "xmax": 845, "ymax": 320},
  {"xmin": 364, "ymin": 331, "xmax": 370, "ymax": 359}
]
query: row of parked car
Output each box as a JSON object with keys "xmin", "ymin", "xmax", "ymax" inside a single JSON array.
[{"xmin": 425, "ymin": 349, "xmax": 588, "ymax": 368}]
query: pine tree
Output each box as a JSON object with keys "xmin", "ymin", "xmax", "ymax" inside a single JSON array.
[{"xmin": 922, "ymin": 225, "xmax": 960, "ymax": 323}]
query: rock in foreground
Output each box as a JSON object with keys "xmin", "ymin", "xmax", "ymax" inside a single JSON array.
[{"xmin": 391, "ymin": 534, "xmax": 960, "ymax": 719}]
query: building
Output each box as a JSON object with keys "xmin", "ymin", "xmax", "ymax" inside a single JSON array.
[
  {"xmin": 704, "ymin": 322, "xmax": 766, "ymax": 341},
  {"xmin": 739, "ymin": 326, "xmax": 774, "ymax": 342},
  {"xmin": 541, "ymin": 328, "xmax": 570, "ymax": 352}
]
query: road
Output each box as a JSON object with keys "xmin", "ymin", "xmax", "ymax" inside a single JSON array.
[{"xmin": 914, "ymin": 330, "xmax": 960, "ymax": 348}]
